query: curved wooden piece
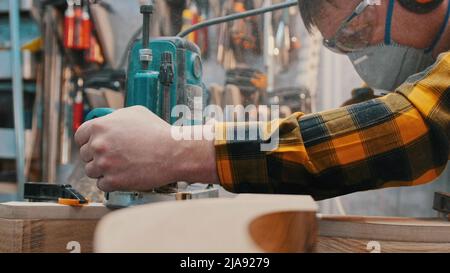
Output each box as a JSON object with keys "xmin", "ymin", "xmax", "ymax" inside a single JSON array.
[
  {"xmin": 249, "ymin": 212, "xmax": 317, "ymax": 253},
  {"xmin": 94, "ymin": 194, "xmax": 318, "ymax": 253}
]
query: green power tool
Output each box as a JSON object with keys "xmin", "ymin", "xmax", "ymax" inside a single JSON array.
[
  {"xmin": 87, "ymin": 0, "xmax": 299, "ymax": 123},
  {"xmin": 85, "ymin": 1, "xmax": 299, "ymax": 208},
  {"xmin": 86, "ymin": 4, "xmax": 216, "ymax": 208},
  {"xmin": 87, "ymin": 4, "xmax": 205, "ymax": 124}
]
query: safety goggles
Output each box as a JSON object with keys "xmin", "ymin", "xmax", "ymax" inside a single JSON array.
[{"xmin": 323, "ymin": 0, "xmax": 379, "ymax": 54}]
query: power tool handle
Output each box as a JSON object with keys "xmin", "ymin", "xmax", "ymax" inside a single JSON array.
[{"xmin": 86, "ymin": 108, "xmax": 115, "ymax": 121}]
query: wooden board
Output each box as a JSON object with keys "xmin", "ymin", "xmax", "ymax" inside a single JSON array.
[
  {"xmin": 94, "ymin": 194, "xmax": 318, "ymax": 253},
  {"xmin": 317, "ymin": 237, "xmax": 450, "ymax": 253},
  {"xmin": 0, "ymin": 218, "xmax": 99, "ymax": 253},
  {"xmin": 0, "ymin": 202, "xmax": 110, "ymax": 220},
  {"xmin": 0, "ymin": 202, "xmax": 111, "ymax": 253},
  {"xmin": 317, "ymin": 215, "xmax": 450, "ymax": 253}
]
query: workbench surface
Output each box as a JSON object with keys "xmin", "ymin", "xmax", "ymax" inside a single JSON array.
[
  {"xmin": 1, "ymin": 200, "xmax": 449, "ymax": 253},
  {"xmin": 318, "ymin": 215, "xmax": 450, "ymax": 253}
]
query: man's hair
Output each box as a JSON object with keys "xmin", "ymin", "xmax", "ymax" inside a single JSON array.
[{"xmin": 297, "ymin": 0, "xmax": 333, "ymax": 33}]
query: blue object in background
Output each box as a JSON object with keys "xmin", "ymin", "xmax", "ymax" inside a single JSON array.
[{"xmin": 87, "ymin": 37, "xmax": 205, "ymax": 126}]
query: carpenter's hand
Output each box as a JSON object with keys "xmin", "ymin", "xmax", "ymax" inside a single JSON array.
[{"xmin": 75, "ymin": 106, "xmax": 218, "ymax": 192}]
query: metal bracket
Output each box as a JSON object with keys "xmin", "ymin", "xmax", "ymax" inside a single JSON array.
[
  {"xmin": 433, "ymin": 192, "xmax": 450, "ymax": 221},
  {"xmin": 104, "ymin": 184, "xmax": 219, "ymax": 209}
]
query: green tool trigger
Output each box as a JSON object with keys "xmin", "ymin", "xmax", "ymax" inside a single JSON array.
[{"xmin": 86, "ymin": 108, "xmax": 115, "ymax": 121}]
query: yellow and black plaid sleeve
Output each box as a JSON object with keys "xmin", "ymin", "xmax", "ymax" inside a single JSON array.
[{"xmin": 215, "ymin": 52, "xmax": 450, "ymax": 200}]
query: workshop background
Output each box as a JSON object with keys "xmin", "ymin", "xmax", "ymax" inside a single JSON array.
[{"xmin": 0, "ymin": 0, "xmax": 448, "ymax": 216}]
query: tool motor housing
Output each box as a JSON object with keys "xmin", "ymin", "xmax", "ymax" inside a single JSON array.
[{"xmin": 126, "ymin": 37, "xmax": 204, "ymax": 124}]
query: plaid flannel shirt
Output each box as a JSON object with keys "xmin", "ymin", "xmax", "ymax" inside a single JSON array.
[{"xmin": 215, "ymin": 51, "xmax": 450, "ymax": 200}]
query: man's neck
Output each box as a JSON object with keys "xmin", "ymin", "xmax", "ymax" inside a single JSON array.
[
  {"xmin": 432, "ymin": 22, "xmax": 450, "ymax": 56},
  {"xmin": 433, "ymin": 1, "xmax": 450, "ymax": 56}
]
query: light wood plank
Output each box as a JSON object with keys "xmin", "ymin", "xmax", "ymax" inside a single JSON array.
[{"xmin": 0, "ymin": 202, "xmax": 110, "ymax": 220}]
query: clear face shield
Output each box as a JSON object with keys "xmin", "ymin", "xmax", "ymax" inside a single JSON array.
[{"xmin": 323, "ymin": 0, "xmax": 379, "ymax": 54}]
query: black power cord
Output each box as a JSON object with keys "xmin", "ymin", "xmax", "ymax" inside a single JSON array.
[{"xmin": 177, "ymin": 0, "xmax": 298, "ymax": 38}]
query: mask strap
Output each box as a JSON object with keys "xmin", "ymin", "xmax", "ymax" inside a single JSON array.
[
  {"xmin": 425, "ymin": 0, "xmax": 450, "ymax": 53},
  {"xmin": 385, "ymin": 0, "xmax": 395, "ymax": 45}
]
